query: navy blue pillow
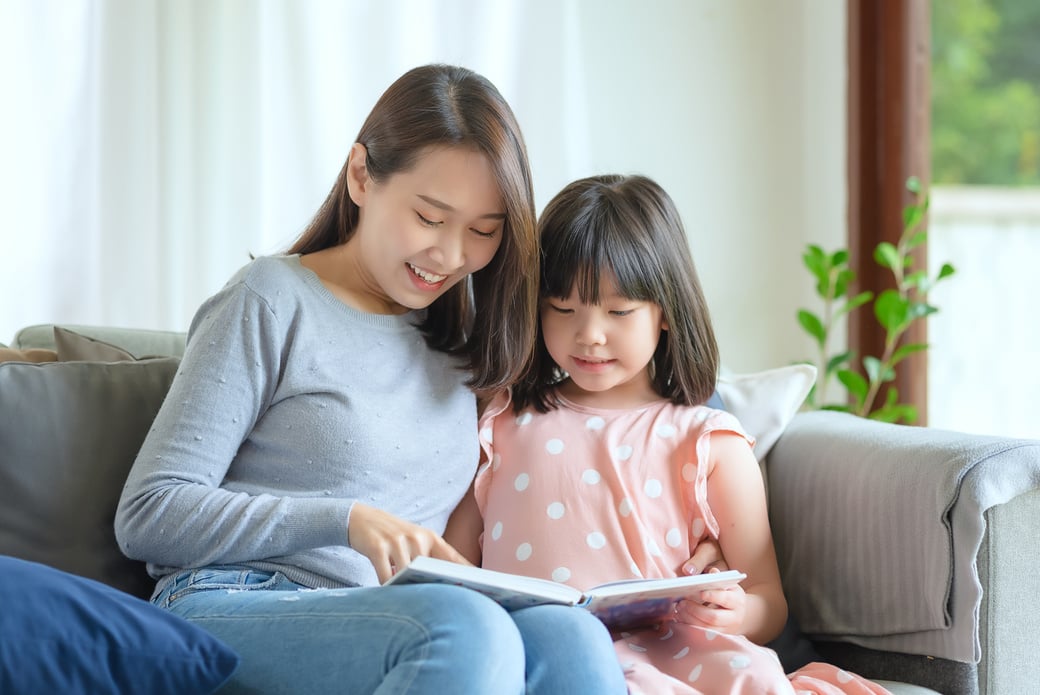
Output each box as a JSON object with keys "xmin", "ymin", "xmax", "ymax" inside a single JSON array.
[{"xmin": 0, "ymin": 556, "xmax": 238, "ymax": 694}]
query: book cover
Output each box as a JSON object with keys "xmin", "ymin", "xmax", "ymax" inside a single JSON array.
[{"xmin": 384, "ymin": 556, "xmax": 745, "ymax": 629}]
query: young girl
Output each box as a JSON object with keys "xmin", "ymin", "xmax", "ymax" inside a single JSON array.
[
  {"xmin": 446, "ymin": 174, "xmax": 892, "ymax": 694},
  {"xmin": 115, "ymin": 66, "xmax": 627, "ymax": 694}
]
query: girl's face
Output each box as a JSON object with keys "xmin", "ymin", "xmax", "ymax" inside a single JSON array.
[
  {"xmin": 541, "ymin": 275, "xmax": 667, "ymax": 408},
  {"xmin": 347, "ymin": 143, "xmax": 505, "ymax": 313}
]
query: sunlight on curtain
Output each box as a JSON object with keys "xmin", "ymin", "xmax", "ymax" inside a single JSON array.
[{"xmin": 0, "ymin": 0, "xmax": 579, "ymax": 340}]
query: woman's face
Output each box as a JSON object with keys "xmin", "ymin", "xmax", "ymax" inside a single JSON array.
[{"xmin": 349, "ymin": 144, "xmax": 505, "ymax": 314}]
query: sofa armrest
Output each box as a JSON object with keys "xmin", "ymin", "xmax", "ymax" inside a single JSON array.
[{"xmin": 766, "ymin": 411, "xmax": 1040, "ymax": 671}]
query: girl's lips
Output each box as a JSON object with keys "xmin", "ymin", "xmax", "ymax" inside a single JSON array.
[{"xmin": 572, "ymin": 356, "xmax": 615, "ymax": 373}]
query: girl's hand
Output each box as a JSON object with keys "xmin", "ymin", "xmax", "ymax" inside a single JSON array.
[
  {"xmin": 674, "ymin": 568, "xmax": 747, "ymax": 635},
  {"xmin": 348, "ymin": 502, "xmax": 471, "ymax": 583},
  {"xmin": 681, "ymin": 535, "xmax": 729, "ymax": 575}
]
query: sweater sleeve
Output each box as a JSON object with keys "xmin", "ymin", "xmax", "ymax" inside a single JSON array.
[{"xmin": 114, "ymin": 278, "xmax": 351, "ymax": 570}]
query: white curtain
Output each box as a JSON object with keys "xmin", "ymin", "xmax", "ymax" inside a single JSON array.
[
  {"xmin": 0, "ymin": 0, "xmax": 850, "ymax": 384},
  {"xmin": 0, "ymin": 0, "xmax": 592, "ymax": 338}
]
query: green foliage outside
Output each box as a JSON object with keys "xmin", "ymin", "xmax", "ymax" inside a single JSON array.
[{"xmin": 933, "ymin": 0, "xmax": 1040, "ymax": 185}]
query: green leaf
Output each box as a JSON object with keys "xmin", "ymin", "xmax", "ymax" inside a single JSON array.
[
  {"xmin": 891, "ymin": 342, "xmax": 928, "ymax": 366},
  {"xmin": 908, "ymin": 230, "xmax": 928, "ymax": 249},
  {"xmin": 863, "ymin": 355, "xmax": 883, "ymax": 385},
  {"xmin": 837, "ymin": 369, "xmax": 869, "ymax": 401},
  {"xmin": 802, "ymin": 245, "xmax": 827, "ymax": 278},
  {"xmin": 903, "ymin": 204, "xmax": 924, "ymax": 233},
  {"xmin": 837, "ymin": 290, "xmax": 873, "ymax": 317},
  {"xmin": 797, "ymin": 310, "xmax": 826, "ymax": 346},
  {"xmin": 906, "ymin": 176, "xmax": 921, "ymax": 194},
  {"xmin": 937, "ymin": 262, "xmax": 956, "ymax": 280},
  {"xmin": 874, "ymin": 242, "xmax": 900, "ymax": 270},
  {"xmin": 826, "ymin": 350, "xmax": 853, "ymax": 375},
  {"xmin": 831, "ymin": 249, "xmax": 849, "ymax": 266},
  {"xmin": 874, "ymin": 289, "xmax": 910, "ymax": 333},
  {"xmin": 904, "ymin": 270, "xmax": 929, "ymax": 291}
]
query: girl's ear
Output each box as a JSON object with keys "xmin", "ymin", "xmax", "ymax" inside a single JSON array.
[{"xmin": 345, "ymin": 142, "xmax": 370, "ymax": 207}]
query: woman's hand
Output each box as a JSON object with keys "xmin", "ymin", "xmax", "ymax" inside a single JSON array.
[
  {"xmin": 348, "ymin": 502, "xmax": 471, "ymax": 584},
  {"xmin": 681, "ymin": 534, "xmax": 729, "ymax": 576},
  {"xmin": 674, "ymin": 568, "xmax": 747, "ymax": 634}
]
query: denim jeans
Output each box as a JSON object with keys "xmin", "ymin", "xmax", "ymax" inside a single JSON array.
[{"xmin": 153, "ymin": 566, "xmax": 626, "ymax": 694}]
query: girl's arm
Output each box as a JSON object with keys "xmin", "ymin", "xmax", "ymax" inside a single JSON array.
[
  {"xmin": 443, "ymin": 482, "xmax": 483, "ymax": 565},
  {"xmin": 696, "ymin": 431, "xmax": 788, "ymax": 644}
]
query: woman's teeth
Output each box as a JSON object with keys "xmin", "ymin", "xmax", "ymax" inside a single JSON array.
[{"xmin": 408, "ymin": 263, "xmax": 447, "ymax": 283}]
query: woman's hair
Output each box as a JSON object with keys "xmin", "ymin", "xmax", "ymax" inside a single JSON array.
[
  {"xmin": 513, "ymin": 174, "xmax": 719, "ymax": 413},
  {"xmin": 288, "ymin": 64, "xmax": 538, "ymax": 395}
]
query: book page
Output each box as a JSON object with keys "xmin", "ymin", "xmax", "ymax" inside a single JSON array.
[{"xmin": 581, "ymin": 570, "xmax": 746, "ymax": 629}]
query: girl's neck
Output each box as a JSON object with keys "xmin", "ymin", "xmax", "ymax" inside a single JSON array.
[{"xmin": 556, "ymin": 377, "xmax": 663, "ymax": 411}]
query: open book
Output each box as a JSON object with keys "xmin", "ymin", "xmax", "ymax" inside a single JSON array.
[{"xmin": 384, "ymin": 556, "xmax": 746, "ymax": 630}]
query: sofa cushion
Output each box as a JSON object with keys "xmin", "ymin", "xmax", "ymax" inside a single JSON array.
[
  {"xmin": 12, "ymin": 323, "xmax": 187, "ymax": 358},
  {"xmin": 0, "ymin": 555, "xmax": 238, "ymax": 693},
  {"xmin": 0, "ymin": 357, "xmax": 179, "ymax": 598},
  {"xmin": 53, "ymin": 325, "xmax": 137, "ymax": 361}
]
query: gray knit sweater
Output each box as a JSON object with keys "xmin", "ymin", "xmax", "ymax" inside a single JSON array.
[{"xmin": 115, "ymin": 254, "xmax": 478, "ymax": 592}]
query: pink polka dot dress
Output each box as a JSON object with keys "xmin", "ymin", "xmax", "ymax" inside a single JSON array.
[{"xmin": 474, "ymin": 391, "xmax": 892, "ymax": 695}]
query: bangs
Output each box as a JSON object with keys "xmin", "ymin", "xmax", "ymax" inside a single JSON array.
[{"xmin": 541, "ymin": 203, "xmax": 660, "ymax": 304}]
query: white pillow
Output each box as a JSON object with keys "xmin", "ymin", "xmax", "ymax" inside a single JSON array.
[{"xmin": 715, "ymin": 364, "xmax": 817, "ymax": 463}]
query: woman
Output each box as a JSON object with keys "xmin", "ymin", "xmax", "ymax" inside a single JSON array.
[{"xmin": 115, "ymin": 64, "xmax": 627, "ymax": 694}]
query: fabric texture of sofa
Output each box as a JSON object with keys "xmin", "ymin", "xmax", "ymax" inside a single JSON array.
[{"xmin": 1, "ymin": 323, "xmax": 1036, "ymax": 695}]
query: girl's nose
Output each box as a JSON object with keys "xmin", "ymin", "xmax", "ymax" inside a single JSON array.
[{"xmin": 575, "ymin": 316, "xmax": 606, "ymax": 346}]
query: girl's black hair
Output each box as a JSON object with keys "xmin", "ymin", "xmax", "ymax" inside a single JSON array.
[{"xmin": 512, "ymin": 174, "xmax": 719, "ymax": 413}]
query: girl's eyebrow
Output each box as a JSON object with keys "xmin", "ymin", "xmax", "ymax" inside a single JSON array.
[{"xmin": 416, "ymin": 194, "xmax": 506, "ymax": 220}]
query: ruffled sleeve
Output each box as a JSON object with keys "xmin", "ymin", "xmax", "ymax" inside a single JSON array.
[
  {"xmin": 684, "ymin": 408, "xmax": 755, "ymax": 540},
  {"xmin": 473, "ymin": 389, "xmax": 512, "ymax": 518}
]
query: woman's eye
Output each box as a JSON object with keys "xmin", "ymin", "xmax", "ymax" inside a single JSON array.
[
  {"xmin": 416, "ymin": 212, "xmax": 441, "ymax": 227},
  {"xmin": 471, "ymin": 228, "xmax": 498, "ymax": 239}
]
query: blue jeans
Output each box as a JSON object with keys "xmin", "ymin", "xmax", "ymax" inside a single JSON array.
[{"xmin": 153, "ymin": 566, "xmax": 626, "ymax": 694}]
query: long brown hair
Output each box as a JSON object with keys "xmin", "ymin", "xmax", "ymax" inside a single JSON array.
[
  {"xmin": 288, "ymin": 64, "xmax": 538, "ymax": 395},
  {"xmin": 513, "ymin": 174, "xmax": 719, "ymax": 413}
]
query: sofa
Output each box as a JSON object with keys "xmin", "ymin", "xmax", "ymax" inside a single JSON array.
[{"xmin": 1, "ymin": 323, "xmax": 1037, "ymax": 695}]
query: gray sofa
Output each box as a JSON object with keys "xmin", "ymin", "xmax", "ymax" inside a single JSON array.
[{"xmin": 2, "ymin": 323, "xmax": 1037, "ymax": 695}]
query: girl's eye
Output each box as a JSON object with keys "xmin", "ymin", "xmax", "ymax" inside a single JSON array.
[
  {"xmin": 547, "ymin": 304, "xmax": 573, "ymax": 314},
  {"xmin": 417, "ymin": 212, "xmax": 441, "ymax": 227},
  {"xmin": 609, "ymin": 309, "xmax": 634, "ymax": 316}
]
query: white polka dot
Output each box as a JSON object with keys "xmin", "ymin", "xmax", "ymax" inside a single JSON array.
[
  {"xmin": 626, "ymin": 642, "xmax": 647, "ymax": 652},
  {"xmin": 586, "ymin": 532, "xmax": 607, "ymax": 549},
  {"xmin": 491, "ymin": 521, "xmax": 503, "ymax": 540},
  {"xmin": 666, "ymin": 528, "xmax": 683, "ymax": 547},
  {"xmin": 480, "ymin": 427, "xmax": 493, "ymax": 442},
  {"xmin": 546, "ymin": 502, "xmax": 565, "ymax": 519},
  {"xmin": 691, "ymin": 518, "xmax": 705, "ymax": 537},
  {"xmin": 629, "ymin": 561, "xmax": 642, "ymax": 577},
  {"xmin": 837, "ymin": 670, "xmax": 854, "ymax": 684},
  {"xmin": 551, "ymin": 566, "xmax": 571, "ymax": 582},
  {"xmin": 655, "ymin": 423, "xmax": 677, "ymax": 438},
  {"xmin": 516, "ymin": 412, "xmax": 532, "ymax": 426},
  {"xmin": 613, "ymin": 444, "xmax": 633, "ymax": 461},
  {"xmin": 673, "ymin": 646, "xmax": 690, "ymax": 659},
  {"xmin": 729, "ymin": 655, "xmax": 751, "ymax": 669},
  {"xmin": 516, "ymin": 543, "xmax": 532, "ymax": 561},
  {"xmin": 581, "ymin": 469, "xmax": 601, "ymax": 485},
  {"xmin": 514, "ymin": 473, "xmax": 530, "ymax": 491},
  {"xmin": 586, "ymin": 416, "xmax": 605, "ymax": 430},
  {"xmin": 681, "ymin": 462, "xmax": 696, "ymax": 482},
  {"xmin": 645, "ymin": 536, "xmax": 662, "ymax": 557},
  {"xmin": 545, "ymin": 438, "xmax": 564, "ymax": 454},
  {"xmin": 492, "ymin": 453, "xmax": 502, "ymax": 470},
  {"xmin": 705, "ymin": 629, "xmax": 719, "ymax": 641},
  {"xmin": 659, "ymin": 628, "xmax": 674, "ymax": 640},
  {"xmin": 687, "ymin": 664, "xmax": 703, "ymax": 682},
  {"xmin": 618, "ymin": 498, "xmax": 633, "ymax": 517},
  {"xmin": 644, "ymin": 479, "xmax": 663, "ymax": 497}
]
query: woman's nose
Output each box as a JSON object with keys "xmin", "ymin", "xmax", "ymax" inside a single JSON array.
[{"xmin": 428, "ymin": 229, "xmax": 465, "ymax": 272}]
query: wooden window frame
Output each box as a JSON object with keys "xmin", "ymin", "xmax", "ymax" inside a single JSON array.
[{"xmin": 847, "ymin": 0, "xmax": 931, "ymax": 423}]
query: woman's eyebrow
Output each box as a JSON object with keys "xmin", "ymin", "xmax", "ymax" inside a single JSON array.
[{"xmin": 417, "ymin": 194, "xmax": 506, "ymax": 220}]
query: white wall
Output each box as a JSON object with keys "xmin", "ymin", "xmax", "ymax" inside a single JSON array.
[{"xmin": 0, "ymin": 0, "xmax": 846, "ymax": 374}]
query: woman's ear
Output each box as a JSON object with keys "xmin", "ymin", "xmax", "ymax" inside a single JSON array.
[{"xmin": 345, "ymin": 142, "xmax": 369, "ymax": 206}]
